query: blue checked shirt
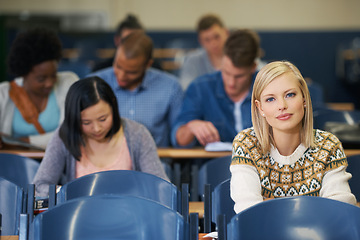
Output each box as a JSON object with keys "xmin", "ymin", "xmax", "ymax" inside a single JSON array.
[{"xmin": 89, "ymin": 67, "xmax": 184, "ymax": 147}]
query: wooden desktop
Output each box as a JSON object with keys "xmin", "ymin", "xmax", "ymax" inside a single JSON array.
[{"xmin": 1, "ymin": 147, "xmax": 360, "ymax": 159}]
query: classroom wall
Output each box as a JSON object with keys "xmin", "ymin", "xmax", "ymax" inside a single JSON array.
[
  {"xmin": 1, "ymin": 0, "xmax": 360, "ymax": 31},
  {"xmin": 1, "ymin": 0, "xmax": 360, "ymax": 107}
]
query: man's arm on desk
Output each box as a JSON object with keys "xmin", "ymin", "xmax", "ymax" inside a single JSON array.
[{"xmin": 176, "ymin": 120, "xmax": 220, "ymax": 146}]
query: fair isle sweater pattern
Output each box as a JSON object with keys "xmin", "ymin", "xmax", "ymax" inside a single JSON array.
[{"xmin": 231, "ymin": 128, "xmax": 348, "ymax": 198}]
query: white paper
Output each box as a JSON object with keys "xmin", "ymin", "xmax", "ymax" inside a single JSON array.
[
  {"xmin": 204, "ymin": 231, "xmax": 218, "ymax": 238},
  {"xmin": 205, "ymin": 141, "xmax": 232, "ymax": 151}
]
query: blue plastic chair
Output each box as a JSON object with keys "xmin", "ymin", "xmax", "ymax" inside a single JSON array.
[
  {"xmin": 346, "ymin": 154, "xmax": 360, "ymax": 201},
  {"xmin": 228, "ymin": 196, "xmax": 360, "ymax": 240},
  {"xmin": 0, "ymin": 153, "xmax": 40, "ymax": 190},
  {"xmin": 211, "ymin": 179, "xmax": 235, "ymax": 225},
  {"xmin": 56, "ymin": 170, "xmax": 183, "ymax": 213},
  {"xmin": 202, "ymin": 179, "xmax": 235, "ymax": 234},
  {"xmin": 31, "ymin": 195, "xmax": 189, "ymax": 240},
  {"xmin": 313, "ymin": 109, "xmax": 360, "ymax": 130},
  {"xmin": 0, "ymin": 177, "xmax": 24, "ymax": 235},
  {"xmin": 198, "ymin": 155, "xmax": 231, "ymax": 200}
]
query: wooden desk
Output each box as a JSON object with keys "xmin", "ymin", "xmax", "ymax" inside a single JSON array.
[
  {"xmin": 157, "ymin": 148, "xmax": 231, "ymax": 159},
  {"xmin": 1, "ymin": 147, "xmax": 360, "ymax": 159},
  {"xmin": 0, "ymin": 149, "xmax": 45, "ymax": 159},
  {"xmin": 189, "ymin": 201, "xmax": 204, "ymax": 218},
  {"xmin": 0, "ymin": 236, "xmax": 18, "ymax": 240},
  {"xmin": 327, "ymin": 102, "xmax": 355, "ymax": 111}
]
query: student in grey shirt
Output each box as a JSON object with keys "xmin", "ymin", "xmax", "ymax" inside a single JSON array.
[{"xmin": 33, "ymin": 76, "xmax": 168, "ymax": 197}]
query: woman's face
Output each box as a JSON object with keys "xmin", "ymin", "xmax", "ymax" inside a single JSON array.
[
  {"xmin": 81, "ymin": 100, "xmax": 114, "ymax": 142},
  {"xmin": 23, "ymin": 60, "xmax": 58, "ymax": 97},
  {"xmin": 255, "ymin": 73, "xmax": 305, "ymax": 135}
]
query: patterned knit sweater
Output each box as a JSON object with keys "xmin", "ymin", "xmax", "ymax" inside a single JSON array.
[{"xmin": 230, "ymin": 127, "xmax": 356, "ymax": 212}]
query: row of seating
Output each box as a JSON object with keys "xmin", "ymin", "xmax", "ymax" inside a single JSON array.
[
  {"xmin": 2, "ymin": 151, "xmax": 360, "ymax": 239},
  {"xmin": 3, "ymin": 174, "xmax": 360, "ymax": 240},
  {"xmin": 0, "ymin": 169, "xmax": 194, "ymax": 239}
]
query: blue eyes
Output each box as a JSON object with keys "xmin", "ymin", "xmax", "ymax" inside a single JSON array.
[
  {"xmin": 286, "ymin": 93, "xmax": 295, "ymax": 98},
  {"xmin": 265, "ymin": 92, "xmax": 296, "ymax": 102},
  {"xmin": 266, "ymin": 97, "xmax": 275, "ymax": 102}
]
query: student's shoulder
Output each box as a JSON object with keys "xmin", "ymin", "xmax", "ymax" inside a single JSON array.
[
  {"xmin": 184, "ymin": 48, "xmax": 206, "ymax": 61},
  {"xmin": 188, "ymin": 71, "xmax": 222, "ymax": 89},
  {"xmin": 147, "ymin": 68, "xmax": 177, "ymax": 80},
  {"xmin": 0, "ymin": 80, "xmax": 10, "ymax": 90},
  {"xmin": 233, "ymin": 127, "xmax": 258, "ymax": 143},
  {"xmin": 121, "ymin": 118, "xmax": 151, "ymax": 139},
  {"xmin": 57, "ymin": 71, "xmax": 79, "ymax": 83},
  {"xmin": 122, "ymin": 118, "xmax": 147, "ymax": 132},
  {"xmin": 313, "ymin": 128, "xmax": 342, "ymax": 146},
  {"xmin": 146, "ymin": 68, "xmax": 181, "ymax": 89}
]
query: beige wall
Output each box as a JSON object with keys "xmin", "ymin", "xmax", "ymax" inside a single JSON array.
[{"xmin": 1, "ymin": 0, "xmax": 360, "ymax": 31}]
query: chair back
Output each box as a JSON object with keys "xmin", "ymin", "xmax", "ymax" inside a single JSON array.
[
  {"xmin": 198, "ymin": 155, "xmax": 231, "ymax": 199},
  {"xmin": 228, "ymin": 196, "xmax": 360, "ymax": 240},
  {"xmin": 0, "ymin": 153, "xmax": 40, "ymax": 189},
  {"xmin": 211, "ymin": 179, "xmax": 235, "ymax": 225},
  {"xmin": 31, "ymin": 195, "xmax": 189, "ymax": 240},
  {"xmin": 313, "ymin": 109, "xmax": 360, "ymax": 129},
  {"xmin": 0, "ymin": 177, "xmax": 24, "ymax": 235},
  {"xmin": 313, "ymin": 110, "xmax": 360, "ymax": 148},
  {"xmin": 346, "ymin": 154, "xmax": 360, "ymax": 200},
  {"xmin": 57, "ymin": 170, "xmax": 181, "ymax": 212}
]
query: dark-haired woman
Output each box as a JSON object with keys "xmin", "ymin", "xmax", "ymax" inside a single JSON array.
[
  {"xmin": 0, "ymin": 28, "xmax": 78, "ymax": 149},
  {"xmin": 33, "ymin": 76, "xmax": 169, "ymax": 197}
]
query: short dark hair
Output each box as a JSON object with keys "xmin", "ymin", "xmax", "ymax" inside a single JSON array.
[
  {"xmin": 197, "ymin": 14, "xmax": 224, "ymax": 32},
  {"xmin": 224, "ymin": 29, "xmax": 260, "ymax": 68},
  {"xmin": 59, "ymin": 76, "xmax": 121, "ymax": 160},
  {"xmin": 7, "ymin": 27, "xmax": 62, "ymax": 77},
  {"xmin": 119, "ymin": 31, "xmax": 153, "ymax": 63},
  {"xmin": 115, "ymin": 14, "xmax": 143, "ymax": 37}
]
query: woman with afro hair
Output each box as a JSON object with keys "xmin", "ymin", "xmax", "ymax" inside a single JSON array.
[{"xmin": 0, "ymin": 27, "xmax": 78, "ymax": 149}]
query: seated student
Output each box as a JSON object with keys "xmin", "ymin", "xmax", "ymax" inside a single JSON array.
[
  {"xmin": 91, "ymin": 13, "xmax": 162, "ymax": 72},
  {"xmin": 230, "ymin": 61, "xmax": 356, "ymax": 213},
  {"xmin": 91, "ymin": 14, "xmax": 143, "ymax": 72},
  {"xmin": 33, "ymin": 76, "xmax": 169, "ymax": 197},
  {"xmin": 0, "ymin": 28, "xmax": 78, "ymax": 149},
  {"xmin": 172, "ymin": 29, "xmax": 260, "ymax": 148},
  {"xmin": 179, "ymin": 13, "xmax": 229, "ymax": 90},
  {"xmin": 89, "ymin": 31, "xmax": 183, "ymax": 147}
]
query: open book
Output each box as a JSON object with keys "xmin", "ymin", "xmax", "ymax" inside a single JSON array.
[{"xmin": 0, "ymin": 132, "xmax": 45, "ymax": 151}]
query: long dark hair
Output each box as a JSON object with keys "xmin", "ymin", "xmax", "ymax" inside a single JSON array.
[{"xmin": 59, "ymin": 76, "xmax": 121, "ymax": 160}]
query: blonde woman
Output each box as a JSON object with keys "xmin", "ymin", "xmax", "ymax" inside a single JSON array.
[{"xmin": 230, "ymin": 61, "xmax": 356, "ymax": 213}]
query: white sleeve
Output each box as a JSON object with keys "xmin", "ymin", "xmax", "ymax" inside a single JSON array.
[
  {"xmin": 230, "ymin": 164, "xmax": 264, "ymax": 214},
  {"xmin": 320, "ymin": 165, "xmax": 357, "ymax": 205}
]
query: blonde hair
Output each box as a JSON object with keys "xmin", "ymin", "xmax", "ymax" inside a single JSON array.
[{"xmin": 251, "ymin": 61, "xmax": 315, "ymax": 153}]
